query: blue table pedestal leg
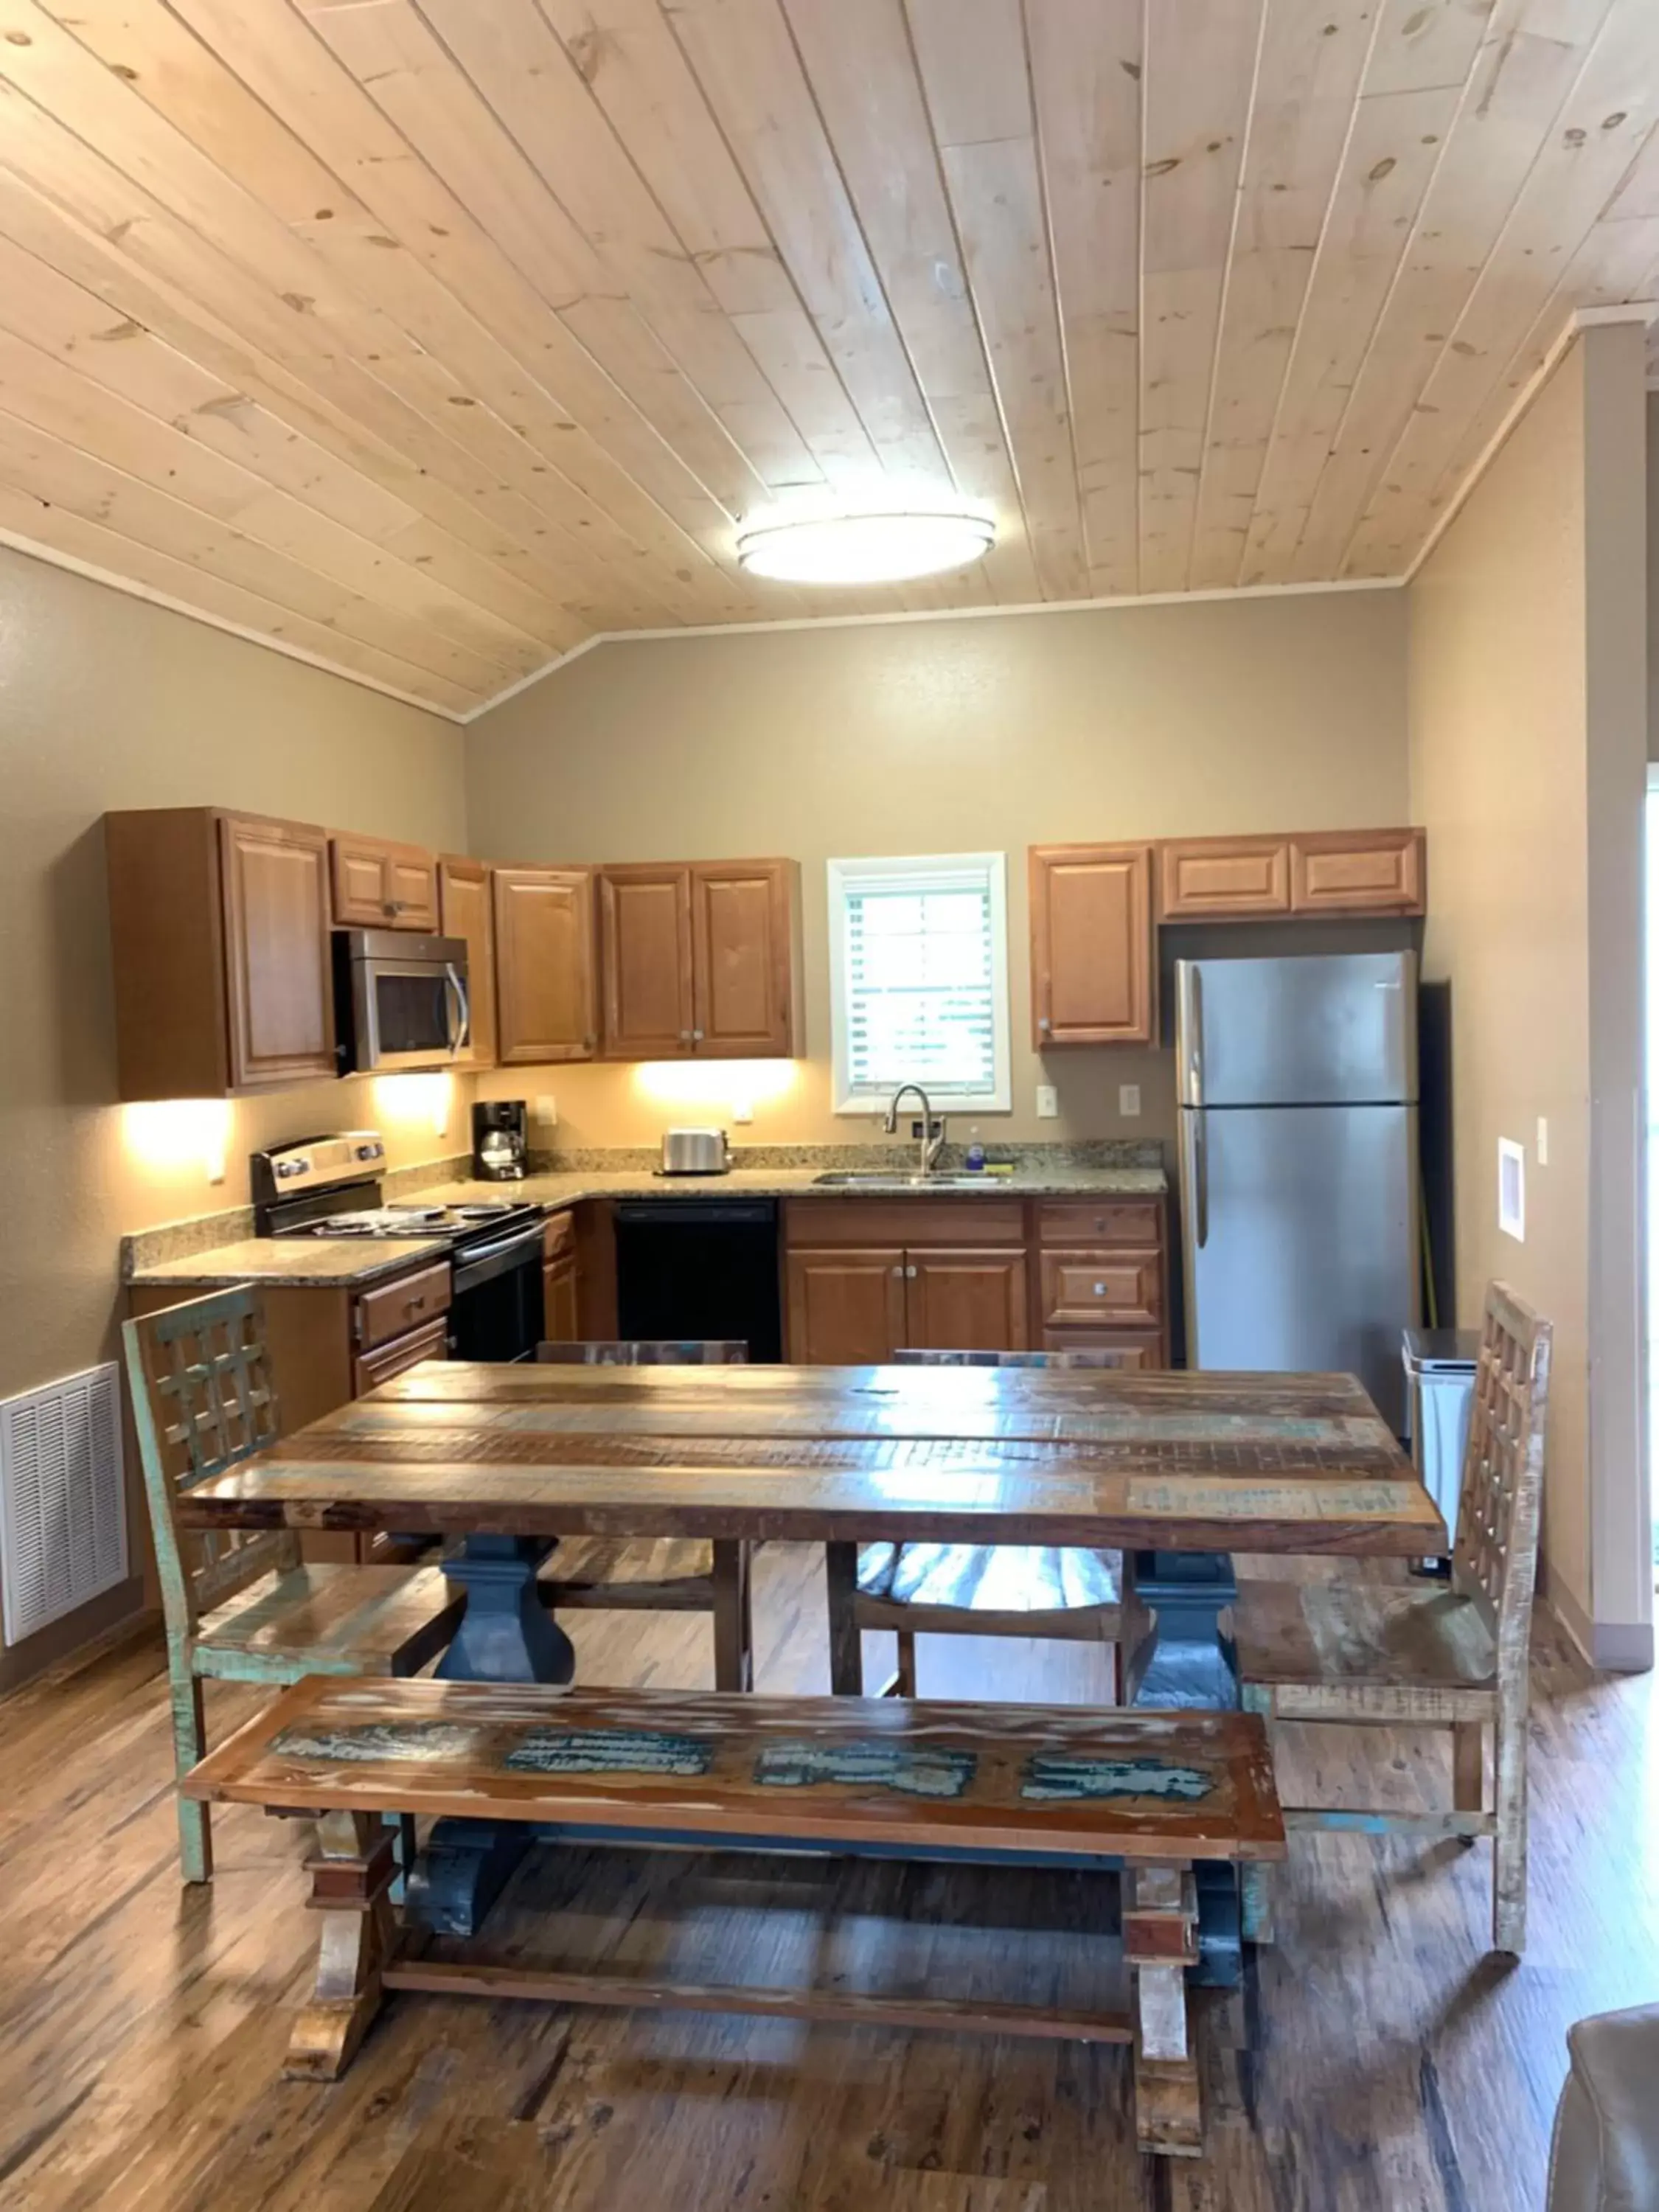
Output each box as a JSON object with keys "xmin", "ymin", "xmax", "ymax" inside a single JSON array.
[
  {"xmin": 1126, "ymin": 1549, "xmax": 1242, "ymax": 1989},
  {"xmin": 406, "ymin": 1536, "xmax": 573, "ymax": 1938}
]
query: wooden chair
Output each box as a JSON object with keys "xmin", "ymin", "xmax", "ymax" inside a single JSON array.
[
  {"xmin": 534, "ymin": 1339, "xmax": 754, "ymax": 1691},
  {"xmin": 833, "ymin": 1347, "xmax": 1133, "ymax": 1700},
  {"xmin": 1234, "ymin": 1281, "xmax": 1552, "ymax": 1955},
  {"xmin": 122, "ymin": 1287, "xmax": 465, "ymax": 1884}
]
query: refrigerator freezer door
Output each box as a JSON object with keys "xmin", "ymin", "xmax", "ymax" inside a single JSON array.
[
  {"xmin": 1175, "ymin": 952, "xmax": 1417, "ymax": 1107},
  {"xmin": 1179, "ymin": 1102, "xmax": 1419, "ymax": 1430}
]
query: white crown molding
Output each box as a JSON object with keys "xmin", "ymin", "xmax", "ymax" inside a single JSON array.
[
  {"xmin": 1405, "ymin": 302, "xmax": 1659, "ymax": 583},
  {"xmin": 458, "ymin": 572, "xmax": 1404, "ymax": 724},
  {"xmin": 0, "ymin": 521, "xmax": 465, "ymax": 723}
]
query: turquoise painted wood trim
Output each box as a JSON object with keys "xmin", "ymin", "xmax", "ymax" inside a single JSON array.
[
  {"xmin": 1286, "ymin": 1807, "xmax": 1492, "ymax": 1839},
  {"xmin": 504, "ymin": 1727, "xmax": 713, "ymax": 1778},
  {"xmin": 753, "ymin": 1741, "xmax": 977, "ymax": 1800},
  {"xmin": 1020, "ymin": 1755, "xmax": 1214, "ymax": 1804},
  {"xmin": 194, "ymin": 1646, "xmax": 368, "ymax": 1686}
]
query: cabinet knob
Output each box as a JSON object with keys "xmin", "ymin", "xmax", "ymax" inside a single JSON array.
[
  {"xmin": 1093, "ymin": 1282, "xmax": 1106, "ymax": 1296},
  {"xmin": 1038, "ymin": 1016, "xmax": 1051, "ymax": 1032},
  {"xmin": 679, "ymin": 1029, "xmax": 693, "ymax": 1044},
  {"xmin": 582, "ymin": 1032, "xmax": 597, "ymax": 1049},
  {"xmin": 907, "ymin": 1265, "xmax": 917, "ymax": 1279},
  {"xmin": 692, "ymin": 1028, "xmax": 705, "ymax": 1043},
  {"xmin": 891, "ymin": 1265, "xmax": 903, "ymax": 1279}
]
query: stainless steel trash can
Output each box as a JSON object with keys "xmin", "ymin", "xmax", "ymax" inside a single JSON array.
[{"xmin": 1402, "ymin": 1327, "xmax": 1480, "ymax": 1570}]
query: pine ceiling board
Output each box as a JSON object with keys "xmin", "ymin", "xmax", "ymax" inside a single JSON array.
[
  {"xmin": 1340, "ymin": 0, "xmax": 1659, "ymax": 573},
  {"xmin": 291, "ymin": 0, "xmax": 786, "ymax": 534},
  {"xmin": 1292, "ymin": 0, "xmax": 1617, "ymax": 585},
  {"xmin": 1025, "ymin": 0, "xmax": 1141, "ymax": 598},
  {"xmin": 1185, "ymin": 0, "xmax": 1378, "ymax": 591},
  {"xmin": 1362, "ymin": 0, "xmax": 1500, "ymax": 96},
  {"xmin": 780, "ymin": 0, "xmax": 1040, "ymax": 606},
  {"xmin": 1137, "ymin": 0, "xmax": 1266, "ymax": 594},
  {"xmin": 0, "ymin": 473, "xmax": 484, "ymax": 708},
  {"xmin": 1239, "ymin": 79, "xmax": 1469, "ymax": 585},
  {"xmin": 0, "ymin": 10, "xmax": 706, "ymax": 638},
  {"xmin": 0, "ymin": 314, "xmax": 543, "ymax": 685},
  {"xmin": 530, "ymin": 0, "xmax": 885, "ymax": 498},
  {"xmin": 661, "ymin": 0, "xmax": 953, "ymax": 495},
  {"xmin": 164, "ymin": 0, "xmax": 762, "ymax": 624},
  {"xmin": 0, "ymin": 399, "xmax": 504, "ymax": 697},
  {"xmin": 906, "ymin": 0, "xmax": 1089, "ymax": 601},
  {"xmin": 412, "ymin": 0, "xmax": 822, "ymax": 503}
]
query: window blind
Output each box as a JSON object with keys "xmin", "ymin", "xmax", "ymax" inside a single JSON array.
[{"xmin": 842, "ymin": 873, "xmax": 997, "ymax": 1096}]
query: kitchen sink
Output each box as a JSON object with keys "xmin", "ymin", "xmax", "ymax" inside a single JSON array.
[{"xmin": 812, "ymin": 1172, "xmax": 1003, "ymax": 1189}]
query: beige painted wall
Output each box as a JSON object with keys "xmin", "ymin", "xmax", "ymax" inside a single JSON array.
[
  {"xmin": 1408, "ymin": 327, "xmax": 1649, "ymax": 1658},
  {"xmin": 465, "ymin": 589, "xmax": 1409, "ymax": 1150},
  {"xmin": 0, "ymin": 545, "xmax": 466, "ymax": 1679}
]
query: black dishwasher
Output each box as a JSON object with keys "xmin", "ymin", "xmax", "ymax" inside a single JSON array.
[{"xmin": 613, "ymin": 1200, "xmax": 783, "ymax": 1362}]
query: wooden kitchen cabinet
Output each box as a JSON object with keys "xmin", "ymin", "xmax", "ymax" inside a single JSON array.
[
  {"xmin": 437, "ymin": 855, "xmax": 497, "ymax": 1068},
  {"xmin": 1290, "ymin": 828, "xmax": 1425, "ymax": 914},
  {"xmin": 599, "ymin": 858, "xmax": 802, "ymax": 1060},
  {"xmin": 493, "ymin": 866, "xmax": 599, "ymax": 1064},
  {"xmin": 541, "ymin": 1208, "xmax": 581, "ymax": 1343},
  {"xmin": 1029, "ymin": 844, "xmax": 1154, "ymax": 1047},
  {"xmin": 785, "ymin": 1248, "xmax": 908, "ymax": 1365},
  {"xmin": 105, "ymin": 807, "xmax": 338, "ymax": 1098},
  {"xmin": 690, "ymin": 860, "xmax": 801, "ymax": 1057},
  {"xmin": 1158, "ymin": 835, "xmax": 1291, "ymax": 920},
  {"xmin": 354, "ymin": 1312, "xmax": 449, "ymax": 1396},
  {"xmin": 906, "ymin": 1250, "xmax": 1029, "ymax": 1353},
  {"xmin": 329, "ymin": 833, "xmax": 439, "ymax": 931}
]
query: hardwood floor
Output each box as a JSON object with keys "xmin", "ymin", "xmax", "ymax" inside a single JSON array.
[{"xmin": 1, "ymin": 1545, "xmax": 1653, "ymax": 2211}]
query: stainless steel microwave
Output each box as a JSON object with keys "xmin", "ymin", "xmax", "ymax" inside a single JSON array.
[{"xmin": 333, "ymin": 930, "xmax": 470, "ymax": 1074}]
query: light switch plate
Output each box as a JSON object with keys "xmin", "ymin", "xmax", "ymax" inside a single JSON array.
[
  {"xmin": 1498, "ymin": 1137, "xmax": 1526, "ymax": 1242},
  {"xmin": 1036, "ymin": 1084, "xmax": 1059, "ymax": 1119},
  {"xmin": 532, "ymin": 1096, "xmax": 558, "ymax": 1127},
  {"xmin": 1536, "ymin": 1116, "xmax": 1548, "ymax": 1166},
  {"xmin": 1118, "ymin": 1083, "xmax": 1141, "ymax": 1117},
  {"xmin": 731, "ymin": 1096, "xmax": 754, "ymax": 1125}
]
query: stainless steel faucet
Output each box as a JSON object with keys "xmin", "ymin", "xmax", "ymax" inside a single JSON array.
[{"xmin": 884, "ymin": 1082, "xmax": 945, "ymax": 1176}]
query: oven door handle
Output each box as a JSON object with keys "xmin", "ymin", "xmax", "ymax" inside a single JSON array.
[{"xmin": 451, "ymin": 1225, "xmax": 544, "ymax": 1295}]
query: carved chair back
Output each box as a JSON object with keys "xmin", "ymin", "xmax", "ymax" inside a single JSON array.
[
  {"xmin": 122, "ymin": 1287, "xmax": 297, "ymax": 1638},
  {"xmin": 536, "ymin": 1340, "xmax": 750, "ymax": 1365},
  {"xmin": 1451, "ymin": 1282, "xmax": 1553, "ymax": 1646}
]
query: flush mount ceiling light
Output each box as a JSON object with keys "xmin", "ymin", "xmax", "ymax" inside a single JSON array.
[{"xmin": 736, "ymin": 507, "xmax": 995, "ymax": 585}]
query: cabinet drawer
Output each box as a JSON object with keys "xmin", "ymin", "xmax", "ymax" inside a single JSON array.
[
  {"xmin": 356, "ymin": 1260, "xmax": 452, "ymax": 1352},
  {"xmin": 354, "ymin": 1311, "xmax": 449, "ymax": 1394},
  {"xmin": 784, "ymin": 1198, "xmax": 1025, "ymax": 1248},
  {"xmin": 1042, "ymin": 1327, "xmax": 1164, "ymax": 1369},
  {"xmin": 542, "ymin": 1207, "xmax": 577, "ymax": 1263},
  {"xmin": 1040, "ymin": 1251, "xmax": 1162, "ymax": 1329},
  {"xmin": 1037, "ymin": 1199, "xmax": 1162, "ymax": 1249}
]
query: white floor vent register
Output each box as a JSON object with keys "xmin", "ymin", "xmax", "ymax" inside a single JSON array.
[{"xmin": 0, "ymin": 1363, "xmax": 128, "ymax": 1646}]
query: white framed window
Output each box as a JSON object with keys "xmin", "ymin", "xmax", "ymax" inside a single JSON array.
[{"xmin": 827, "ymin": 852, "xmax": 1011, "ymax": 1113}]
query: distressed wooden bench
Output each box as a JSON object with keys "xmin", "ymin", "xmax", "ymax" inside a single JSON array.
[{"xmin": 184, "ymin": 1678, "xmax": 1285, "ymax": 2158}]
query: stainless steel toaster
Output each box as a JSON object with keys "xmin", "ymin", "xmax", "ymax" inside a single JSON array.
[{"xmin": 659, "ymin": 1127, "xmax": 731, "ymax": 1175}]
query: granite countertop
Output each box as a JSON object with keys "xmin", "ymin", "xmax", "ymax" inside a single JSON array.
[
  {"xmin": 127, "ymin": 1235, "xmax": 454, "ymax": 1291},
  {"xmin": 405, "ymin": 1165, "xmax": 1168, "ymax": 1209},
  {"xmin": 124, "ymin": 1145, "xmax": 1168, "ymax": 1290}
]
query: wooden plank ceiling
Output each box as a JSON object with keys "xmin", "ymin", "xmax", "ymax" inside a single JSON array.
[{"xmin": 0, "ymin": 0, "xmax": 1655, "ymax": 717}]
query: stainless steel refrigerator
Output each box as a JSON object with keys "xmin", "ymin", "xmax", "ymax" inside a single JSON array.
[{"xmin": 1175, "ymin": 950, "xmax": 1419, "ymax": 1433}]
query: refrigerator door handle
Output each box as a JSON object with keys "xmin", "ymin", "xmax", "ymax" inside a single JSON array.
[
  {"xmin": 1194, "ymin": 1110, "xmax": 1208, "ymax": 1249},
  {"xmin": 1178, "ymin": 961, "xmax": 1205, "ymax": 1107}
]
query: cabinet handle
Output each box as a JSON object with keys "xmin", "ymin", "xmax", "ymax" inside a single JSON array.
[
  {"xmin": 907, "ymin": 1265, "xmax": 917, "ymax": 1279},
  {"xmin": 692, "ymin": 1028, "xmax": 705, "ymax": 1042},
  {"xmin": 891, "ymin": 1265, "xmax": 903, "ymax": 1279}
]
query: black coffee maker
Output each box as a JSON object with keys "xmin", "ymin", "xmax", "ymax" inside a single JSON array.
[{"xmin": 472, "ymin": 1099, "xmax": 529, "ymax": 1182}]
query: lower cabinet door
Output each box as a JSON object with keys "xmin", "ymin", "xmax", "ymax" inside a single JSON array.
[
  {"xmin": 353, "ymin": 1312, "xmax": 450, "ymax": 1396},
  {"xmin": 785, "ymin": 1248, "xmax": 906, "ymax": 1364},
  {"xmin": 543, "ymin": 1257, "xmax": 580, "ymax": 1344},
  {"xmin": 905, "ymin": 1249, "xmax": 1029, "ymax": 1353}
]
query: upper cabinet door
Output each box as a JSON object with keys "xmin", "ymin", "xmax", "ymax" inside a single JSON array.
[
  {"xmin": 690, "ymin": 860, "xmax": 800, "ymax": 1057},
  {"xmin": 219, "ymin": 815, "xmax": 336, "ymax": 1091},
  {"xmin": 1158, "ymin": 835, "xmax": 1291, "ymax": 919},
  {"xmin": 599, "ymin": 866, "xmax": 695, "ymax": 1058},
  {"xmin": 330, "ymin": 834, "xmax": 439, "ymax": 931},
  {"xmin": 493, "ymin": 867, "xmax": 597, "ymax": 1064},
  {"xmin": 437, "ymin": 856, "xmax": 497, "ymax": 1068},
  {"xmin": 1029, "ymin": 844, "xmax": 1154, "ymax": 1047},
  {"xmin": 1290, "ymin": 830, "xmax": 1425, "ymax": 914}
]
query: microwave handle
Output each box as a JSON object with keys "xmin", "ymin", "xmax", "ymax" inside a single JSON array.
[{"xmin": 445, "ymin": 964, "xmax": 470, "ymax": 1054}]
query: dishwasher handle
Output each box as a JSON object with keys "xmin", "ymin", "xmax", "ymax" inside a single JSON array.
[{"xmin": 615, "ymin": 1201, "xmax": 777, "ymax": 1228}]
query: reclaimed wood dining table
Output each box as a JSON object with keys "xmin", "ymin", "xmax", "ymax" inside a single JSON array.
[{"xmin": 175, "ymin": 1360, "xmax": 1440, "ymax": 1965}]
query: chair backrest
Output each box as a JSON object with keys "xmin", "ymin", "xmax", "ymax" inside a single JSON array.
[
  {"xmin": 535, "ymin": 1340, "xmax": 750, "ymax": 1365},
  {"xmin": 1451, "ymin": 1282, "xmax": 1553, "ymax": 1642},
  {"xmin": 122, "ymin": 1287, "xmax": 297, "ymax": 1638},
  {"xmin": 891, "ymin": 1347, "xmax": 1135, "ymax": 1369}
]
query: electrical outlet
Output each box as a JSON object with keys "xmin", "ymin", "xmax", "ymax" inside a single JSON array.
[
  {"xmin": 532, "ymin": 1096, "xmax": 558, "ymax": 1128},
  {"xmin": 1536, "ymin": 1116, "xmax": 1548, "ymax": 1166},
  {"xmin": 731, "ymin": 1095, "xmax": 754, "ymax": 1125},
  {"xmin": 1036, "ymin": 1085, "xmax": 1059, "ymax": 1119},
  {"xmin": 1118, "ymin": 1083, "xmax": 1141, "ymax": 1118}
]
